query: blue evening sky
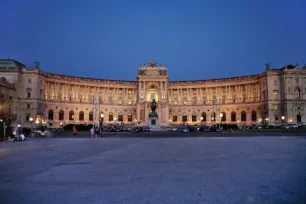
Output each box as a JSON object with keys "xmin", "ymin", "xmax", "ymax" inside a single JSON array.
[{"xmin": 0, "ymin": 0, "xmax": 305, "ymax": 81}]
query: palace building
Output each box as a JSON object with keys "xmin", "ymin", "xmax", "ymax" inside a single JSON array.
[{"xmin": 0, "ymin": 59, "xmax": 305, "ymax": 128}]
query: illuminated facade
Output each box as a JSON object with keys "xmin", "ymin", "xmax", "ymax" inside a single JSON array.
[{"xmin": 0, "ymin": 59, "xmax": 305, "ymax": 128}]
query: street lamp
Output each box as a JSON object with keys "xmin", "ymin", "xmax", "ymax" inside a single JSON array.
[
  {"xmin": 100, "ymin": 113, "xmax": 104, "ymax": 128},
  {"xmin": 134, "ymin": 118, "xmax": 137, "ymax": 127},
  {"xmin": 29, "ymin": 117, "xmax": 33, "ymax": 131},
  {"xmin": 219, "ymin": 113, "xmax": 223, "ymax": 129},
  {"xmin": 281, "ymin": 116, "xmax": 285, "ymax": 125}
]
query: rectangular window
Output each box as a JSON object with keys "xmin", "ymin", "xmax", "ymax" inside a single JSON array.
[
  {"xmin": 0, "ymin": 94, "xmax": 4, "ymax": 99},
  {"xmin": 9, "ymin": 96, "xmax": 12, "ymax": 100},
  {"xmin": 26, "ymin": 115, "xmax": 30, "ymax": 121},
  {"xmin": 27, "ymin": 92, "xmax": 31, "ymax": 98},
  {"xmin": 182, "ymin": 116, "xmax": 187, "ymax": 122},
  {"xmin": 128, "ymin": 115, "xmax": 132, "ymax": 122},
  {"xmin": 118, "ymin": 115, "xmax": 123, "ymax": 122},
  {"xmin": 192, "ymin": 115, "xmax": 196, "ymax": 122},
  {"xmin": 173, "ymin": 116, "xmax": 177, "ymax": 122},
  {"xmin": 109, "ymin": 114, "xmax": 113, "ymax": 122},
  {"xmin": 27, "ymin": 104, "xmax": 30, "ymax": 109},
  {"xmin": 288, "ymin": 87, "xmax": 291, "ymax": 93}
]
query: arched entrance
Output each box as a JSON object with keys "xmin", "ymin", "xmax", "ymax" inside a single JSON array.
[{"xmin": 297, "ymin": 114, "xmax": 302, "ymax": 123}]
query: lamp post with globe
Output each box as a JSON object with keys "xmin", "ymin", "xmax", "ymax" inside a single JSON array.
[
  {"xmin": 219, "ymin": 113, "xmax": 223, "ymax": 130},
  {"xmin": 281, "ymin": 116, "xmax": 285, "ymax": 126}
]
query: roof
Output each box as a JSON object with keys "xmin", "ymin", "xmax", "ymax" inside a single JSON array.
[
  {"xmin": 0, "ymin": 59, "xmax": 26, "ymax": 68},
  {"xmin": 46, "ymin": 72, "xmax": 137, "ymax": 83},
  {"xmin": 169, "ymin": 74, "xmax": 259, "ymax": 83}
]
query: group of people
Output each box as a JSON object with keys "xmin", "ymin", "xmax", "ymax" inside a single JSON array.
[
  {"xmin": 12, "ymin": 127, "xmax": 25, "ymax": 141},
  {"xmin": 90, "ymin": 126, "xmax": 103, "ymax": 138},
  {"xmin": 71, "ymin": 125, "xmax": 102, "ymax": 138}
]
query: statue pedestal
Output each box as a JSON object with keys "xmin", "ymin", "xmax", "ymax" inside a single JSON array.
[{"xmin": 149, "ymin": 117, "xmax": 160, "ymax": 129}]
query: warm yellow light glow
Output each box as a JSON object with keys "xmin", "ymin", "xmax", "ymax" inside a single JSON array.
[
  {"xmin": 200, "ymin": 116, "xmax": 203, "ymax": 121},
  {"xmin": 281, "ymin": 116, "xmax": 285, "ymax": 120},
  {"xmin": 237, "ymin": 120, "xmax": 240, "ymax": 123},
  {"xmin": 29, "ymin": 117, "xmax": 33, "ymax": 122},
  {"xmin": 259, "ymin": 118, "xmax": 262, "ymax": 122},
  {"xmin": 289, "ymin": 119, "xmax": 292, "ymax": 122},
  {"xmin": 220, "ymin": 113, "xmax": 223, "ymax": 118},
  {"xmin": 101, "ymin": 113, "xmax": 104, "ymax": 118},
  {"xmin": 0, "ymin": 119, "xmax": 3, "ymax": 122}
]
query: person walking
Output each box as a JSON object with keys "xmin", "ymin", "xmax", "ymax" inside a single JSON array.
[
  {"xmin": 90, "ymin": 127, "xmax": 94, "ymax": 138},
  {"xmin": 73, "ymin": 126, "xmax": 77, "ymax": 136},
  {"xmin": 94, "ymin": 127, "xmax": 99, "ymax": 138}
]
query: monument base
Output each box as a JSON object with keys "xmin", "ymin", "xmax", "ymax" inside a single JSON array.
[{"xmin": 149, "ymin": 117, "xmax": 160, "ymax": 129}]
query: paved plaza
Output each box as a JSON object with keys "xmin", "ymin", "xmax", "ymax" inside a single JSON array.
[{"xmin": 1, "ymin": 135, "xmax": 306, "ymax": 204}]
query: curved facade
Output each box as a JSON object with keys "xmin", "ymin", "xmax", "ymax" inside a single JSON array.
[{"xmin": 0, "ymin": 59, "xmax": 305, "ymax": 128}]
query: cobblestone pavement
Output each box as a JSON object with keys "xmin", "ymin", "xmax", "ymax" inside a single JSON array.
[{"xmin": 1, "ymin": 136, "xmax": 306, "ymax": 204}]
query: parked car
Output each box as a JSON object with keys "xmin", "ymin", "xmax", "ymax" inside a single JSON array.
[
  {"xmin": 209, "ymin": 126, "xmax": 222, "ymax": 132},
  {"xmin": 200, "ymin": 126, "xmax": 210, "ymax": 132},
  {"xmin": 115, "ymin": 126, "xmax": 124, "ymax": 132},
  {"xmin": 126, "ymin": 127, "xmax": 133, "ymax": 132},
  {"xmin": 106, "ymin": 126, "xmax": 115, "ymax": 132},
  {"xmin": 171, "ymin": 127, "xmax": 178, "ymax": 132},
  {"xmin": 187, "ymin": 126, "xmax": 198, "ymax": 132},
  {"xmin": 144, "ymin": 126, "xmax": 150, "ymax": 132},
  {"xmin": 132, "ymin": 127, "xmax": 143, "ymax": 133},
  {"xmin": 291, "ymin": 124, "xmax": 299, "ymax": 128},
  {"xmin": 182, "ymin": 127, "xmax": 189, "ymax": 133}
]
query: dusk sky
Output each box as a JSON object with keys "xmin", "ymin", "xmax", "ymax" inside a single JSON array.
[{"xmin": 0, "ymin": 0, "xmax": 305, "ymax": 81}]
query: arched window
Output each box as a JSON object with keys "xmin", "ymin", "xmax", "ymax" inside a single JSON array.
[
  {"xmin": 201, "ymin": 112, "xmax": 206, "ymax": 122},
  {"xmin": 211, "ymin": 112, "xmax": 216, "ymax": 121},
  {"xmin": 118, "ymin": 115, "xmax": 123, "ymax": 122},
  {"xmin": 59, "ymin": 110, "xmax": 64, "ymax": 120},
  {"xmin": 241, "ymin": 111, "xmax": 246, "ymax": 122},
  {"xmin": 89, "ymin": 111, "xmax": 93, "ymax": 121},
  {"xmin": 79, "ymin": 111, "xmax": 84, "ymax": 121},
  {"xmin": 221, "ymin": 112, "xmax": 226, "ymax": 122},
  {"xmin": 69, "ymin": 111, "xmax": 74, "ymax": 121},
  {"xmin": 252, "ymin": 111, "xmax": 257, "ymax": 122},
  {"xmin": 297, "ymin": 114, "xmax": 302, "ymax": 123},
  {"xmin": 48, "ymin": 109, "xmax": 54, "ymax": 120},
  {"xmin": 231, "ymin": 112, "xmax": 236, "ymax": 122}
]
